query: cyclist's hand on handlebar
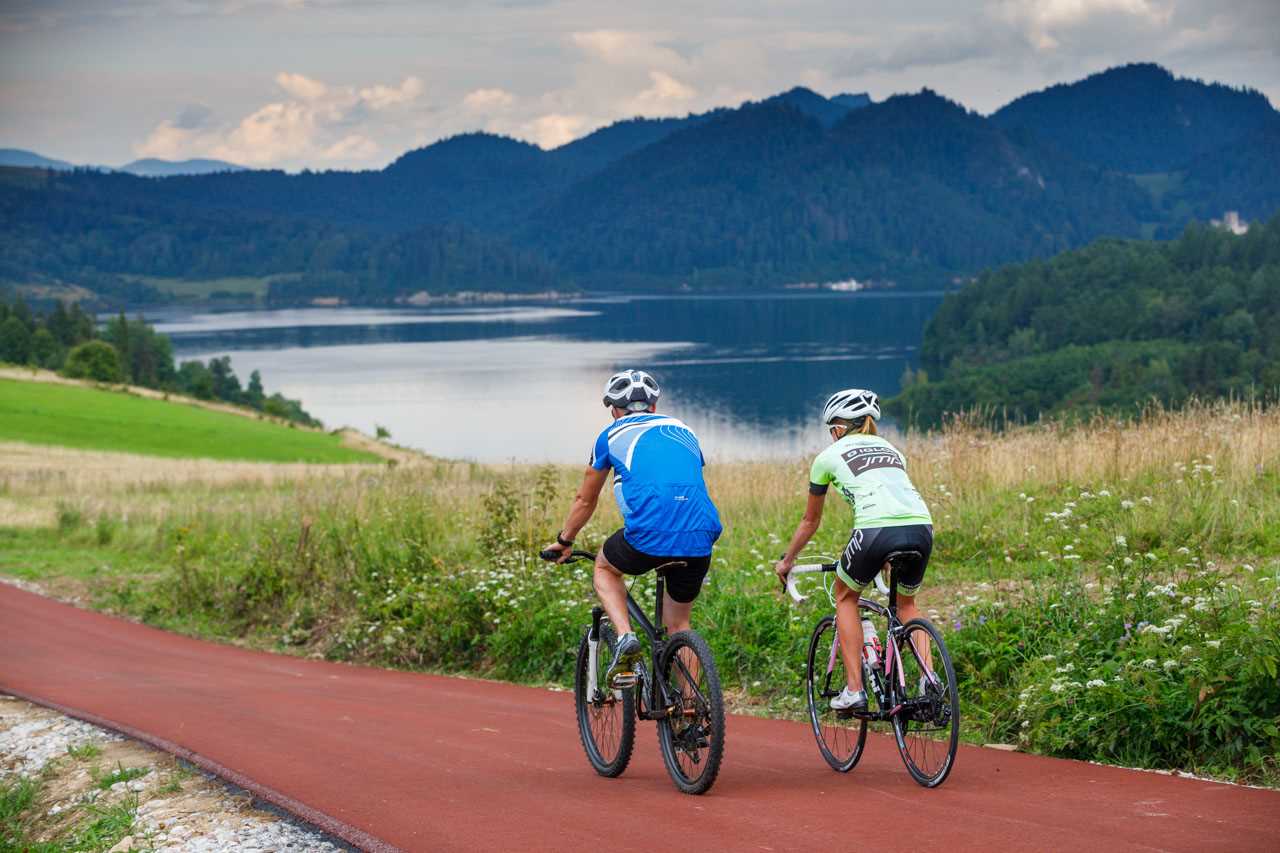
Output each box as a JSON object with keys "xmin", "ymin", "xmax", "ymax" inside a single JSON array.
[
  {"xmin": 774, "ymin": 556, "xmax": 794, "ymax": 591},
  {"xmin": 540, "ymin": 540, "xmax": 575, "ymax": 564}
]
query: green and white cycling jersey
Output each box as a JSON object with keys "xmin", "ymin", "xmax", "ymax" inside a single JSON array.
[{"xmin": 808, "ymin": 434, "xmax": 932, "ymax": 529}]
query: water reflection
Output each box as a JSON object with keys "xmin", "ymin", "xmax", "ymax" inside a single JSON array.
[{"xmin": 156, "ymin": 292, "xmax": 942, "ymax": 462}]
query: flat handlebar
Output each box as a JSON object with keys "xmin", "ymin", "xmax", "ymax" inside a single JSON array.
[{"xmin": 539, "ymin": 548, "xmax": 597, "ymax": 564}]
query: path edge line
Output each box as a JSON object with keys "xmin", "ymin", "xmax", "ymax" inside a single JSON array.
[{"xmin": 0, "ymin": 685, "xmax": 401, "ymax": 853}]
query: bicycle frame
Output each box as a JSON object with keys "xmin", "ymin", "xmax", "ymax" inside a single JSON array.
[
  {"xmin": 790, "ymin": 561, "xmax": 919, "ymax": 721},
  {"xmin": 583, "ymin": 563, "xmax": 688, "ymax": 721}
]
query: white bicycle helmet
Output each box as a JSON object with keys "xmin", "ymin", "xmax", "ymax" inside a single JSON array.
[
  {"xmin": 603, "ymin": 369, "xmax": 661, "ymax": 412},
  {"xmin": 822, "ymin": 388, "xmax": 880, "ymax": 424}
]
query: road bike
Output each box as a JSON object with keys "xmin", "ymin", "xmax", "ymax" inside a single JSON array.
[
  {"xmin": 540, "ymin": 549, "xmax": 726, "ymax": 795},
  {"xmin": 784, "ymin": 550, "xmax": 960, "ymax": 787}
]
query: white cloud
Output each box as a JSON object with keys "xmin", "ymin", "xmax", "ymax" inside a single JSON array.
[
  {"xmin": 570, "ymin": 30, "xmax": 687, "ymax": 70},
  {"xmin": 133, "ymin": 71, "xmax": 423, "ymax": 166},
  {"xmin": 521, "ymin": 113, "xmax": 590, "ymax": 148},
  {"xmin": 991, "ymin": 0, "xmax": 1173, "ymax": 51},
  {"xmin": 360, "ymin": 77, "xmax": 424, "ymax": 109},
  {"xmin": 623, "ymin": 70, "xmax": 696, "ymax": 116},
  {"xmin": 275, "ymin": 71, "xmax": 327, "ymax": 101},
  {"xmin": 463, "ymin": 87, "xmax": 516, "ymax": 112}
]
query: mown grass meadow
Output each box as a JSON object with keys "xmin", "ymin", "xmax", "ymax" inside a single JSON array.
[
  {"xmin": 2, "ymin": 401, "xmax": 1278, "ymax": 784},
  {"xmin": 0, "ymin": 379, "xmax": 379, "ymax": 464}
]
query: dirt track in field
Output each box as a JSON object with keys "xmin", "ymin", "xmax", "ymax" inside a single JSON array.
[{"xmin": 2, "ymin": 583, "xmax": 1277, "ymax": 852}]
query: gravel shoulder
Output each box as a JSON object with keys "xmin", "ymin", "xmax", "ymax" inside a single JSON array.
[{"xmin": 1, "ymin": 695, "xmax": 350, "ymax": 852}]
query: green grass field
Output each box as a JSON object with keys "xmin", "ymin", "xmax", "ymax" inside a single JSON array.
[{"xmin": 0, "ymin": 379, "xmax": 380, "ymax": 463}]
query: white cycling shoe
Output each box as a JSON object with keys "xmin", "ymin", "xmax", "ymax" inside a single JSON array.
[{"xmin": 829, "ymin": 686, "xmax": 868, "ymax": 712}]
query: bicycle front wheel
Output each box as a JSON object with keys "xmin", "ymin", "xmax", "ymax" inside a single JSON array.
[
  {"xmin": 574, "ymin": 620, "xmax": 636, "ymax": 777},
  {"xmin": 656, "ymin": 630, "xmax": 725, "ymax": 795},
  {"xmin": 891, "ymin": 618, "xmax": 960, "ymax": 788},
  {"xmin": 806, "ymin": 615, "xmax": 867, "ymax": 772}
]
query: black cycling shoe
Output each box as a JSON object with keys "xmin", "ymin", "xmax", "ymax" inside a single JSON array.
[{"xmin": 605, "ymin": 632, "xmax": 643, "ymax": 688}]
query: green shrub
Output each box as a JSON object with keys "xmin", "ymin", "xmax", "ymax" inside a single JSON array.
[
  {"xmin": 62, "ymin": 340, "xmax": 123, "ymax": 383},
  {"xmin": 948, "ymin": 550, "xmax": 1280, "ymax": 783}
]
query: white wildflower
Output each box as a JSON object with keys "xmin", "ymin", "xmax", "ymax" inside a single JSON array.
[
  {"xmin": 1206, "ymin": 640, "xmax": 1221, "ymax": 649},
  {"xmin": 1085, "ymin": 679, "xmax": 1106, "ymax": 689},
  {"xmin": 1121, "ymin": 500, "xmax": 1135, "ymax": 510},
  {"xmin": 1115, "ymin": 536, "xmax": 1127, "ymax": 547},
  {"xmin": 1163, "ymin": 659, "xmax": 1178, "ymax": 671}
]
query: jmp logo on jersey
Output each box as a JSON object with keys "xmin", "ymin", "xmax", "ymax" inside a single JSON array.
[{"xmin": 840, "ymin": 446, "xmax": 905, "ymax": 475}]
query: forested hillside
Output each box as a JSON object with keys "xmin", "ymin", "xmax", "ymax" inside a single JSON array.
[
  {"xmin": 527, "ymin": 91, "xmax": 1153, "ymax": 287},
  {"xmin": 0, "ymin": 167, "xmax": 560, "ymax": 304},
  {"xmin": 1, "ymin": 64, "xmax": 1277, "ymax": 304},
  {"xmin": 992, "ymin": 63, "xmax": 1278, "ymax": 173},
  {"xmin": 892, "ymin": 215, "xmax": 1280, "ymax": 426}
]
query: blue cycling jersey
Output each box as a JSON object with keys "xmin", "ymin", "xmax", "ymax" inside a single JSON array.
[{"xmin": 590, "ymin": 413, "xmax": 723, "ymax": 557}]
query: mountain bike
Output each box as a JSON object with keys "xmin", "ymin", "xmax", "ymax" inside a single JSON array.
[
  {"xmin": 784, "ymin": 550, "xmax": 959, "ymax": 787},
  {"xmin": 540, "ymin": 549, "xmax": 726, "ymax": 795}
]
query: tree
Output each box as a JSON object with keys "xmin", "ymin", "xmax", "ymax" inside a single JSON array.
[
  {"xmin": 177, "ymin": 360, "xmax": 215, "ymax": 400},
  {"xmin": 30, "ymin": 328, "xmax": 61, "ymax": 369},
  {"xmin": 208, "ymin": 356, "xmax": 243, "ymax": 404},
  {"xmin": 62, "ymin": 340, "xmax": 123, "ymax": 382},
  {"xmin": 246, "ymin": 370, "xmax": 266, "ymax": 410},
  {"xmin": 0, "ymin": 316, "xmax": 31, "ymax": 364}
]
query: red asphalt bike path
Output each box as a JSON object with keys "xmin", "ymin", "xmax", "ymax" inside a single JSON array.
[{"xmin": 2, "ymin": 583, "xmax": 1278, "ymax": 852}]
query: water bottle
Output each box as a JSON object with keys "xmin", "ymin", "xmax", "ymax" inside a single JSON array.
[{"xmin": 861, "ymin": 618, "xmax": 880, "ymax": 667}]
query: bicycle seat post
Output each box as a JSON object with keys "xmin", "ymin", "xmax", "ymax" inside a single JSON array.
[{"xmin": 654, "ymin": 569, "xmax": 666, "ymax": 642}]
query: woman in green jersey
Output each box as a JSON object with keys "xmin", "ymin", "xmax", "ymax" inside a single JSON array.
[{"xmin": 774, "ymin": 388, "xmax": 935, "ymax": 712}]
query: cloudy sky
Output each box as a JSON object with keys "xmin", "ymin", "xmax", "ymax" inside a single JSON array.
[{"xmin": 1, "ymin": 0, "xmax": 1277, "ymax": 170}]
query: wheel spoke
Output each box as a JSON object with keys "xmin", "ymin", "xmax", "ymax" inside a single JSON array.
[
  {"xmin": 806, "ymin": 615, "xmax": 867, "ymax": 773},
  {"xmin": 891, "ymin": 620, "xmax": 959, "ymax": 787}
]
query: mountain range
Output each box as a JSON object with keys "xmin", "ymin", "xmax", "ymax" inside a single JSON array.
[
  {"xmin": 2, "ymin": 63, "xmax": 1277, "ymax": 305},
  {"xmin": 0, "ymin": 149, "xmax": 245, "ymax": 176}
]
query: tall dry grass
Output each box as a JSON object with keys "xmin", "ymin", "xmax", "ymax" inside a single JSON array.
[{"xmin": 905, "ymin": 400, "xmax": 1277, "ymax": 493}]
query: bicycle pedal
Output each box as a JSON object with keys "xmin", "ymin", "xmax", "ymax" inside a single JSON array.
[{"xmin": 609, "ymin": 672, "xmax": 639, "ymax": 689}]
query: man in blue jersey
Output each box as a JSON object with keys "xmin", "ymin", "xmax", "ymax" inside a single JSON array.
[{"xmin": 543, "ymin": 369, "xmax": 722, "ymax": 685}]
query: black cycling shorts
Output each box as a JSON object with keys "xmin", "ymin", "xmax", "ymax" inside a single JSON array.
[
  {"xmin": 836, "ymin": 524, "xmax": 933, "ymax": 596},
  {"xmin": 602, "ymin": 529, "xmax": 711, "ymax": 604}
]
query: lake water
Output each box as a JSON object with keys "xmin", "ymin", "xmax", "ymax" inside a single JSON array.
[{"xmin": 151, "ymin": 293, "xmax": 943, "ymax": 462}]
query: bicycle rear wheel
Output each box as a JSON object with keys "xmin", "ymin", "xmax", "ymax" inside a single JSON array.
[
  {"xmin": 656, "ymin": 630, "xmax": 725, "ymax": 795},
  {"xmin": 574, "ymin": 620, "xmax": 636, "ymax": 777},
  {"xmin": 805, "ymin": 615, "xmax": 867, "ymax": 772},
  {"xmin": 890, "ymin": 618, "xmax": 959, "ymax": 788}
]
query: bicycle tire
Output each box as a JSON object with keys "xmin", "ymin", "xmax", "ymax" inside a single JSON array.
[
  {"xmin": 890, "ymin": 618, "xmax": 960, "ymax": 788},
  {"xmin": 656, "ymin": 630, "xmax": 725, "ymax": 795},
  {"xmin": 574, "ymin": 621, "xmax": 636, "ymax": 778},
  {"xmin": 805, "ymin": 615, "xmax": 867, "ymax": 772}
]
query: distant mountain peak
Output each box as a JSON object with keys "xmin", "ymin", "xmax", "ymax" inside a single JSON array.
[
  {"xmin": 121, "ymin": 157, "xmax": 244, "ymax": 176},
  {"xmin": 992, "ymin": 62, "xmax": 1279, "ymax": 172},
  {"xmin": 761, "ymin": 87, "xmax": 866, "ymax": 127},
  {"xmin": 0, "ymin": 148, "xmax": 75, "ymax": 171}
]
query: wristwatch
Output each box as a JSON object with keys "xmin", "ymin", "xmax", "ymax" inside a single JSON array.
[{"xmin": 557, "ymin": 532, "xmax": 574, "ymax": 548}]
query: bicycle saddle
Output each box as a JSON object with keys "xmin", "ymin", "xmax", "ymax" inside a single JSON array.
[{"xmin": 885, "ymin": 550, "xmax": 923, "ymax": 572}]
